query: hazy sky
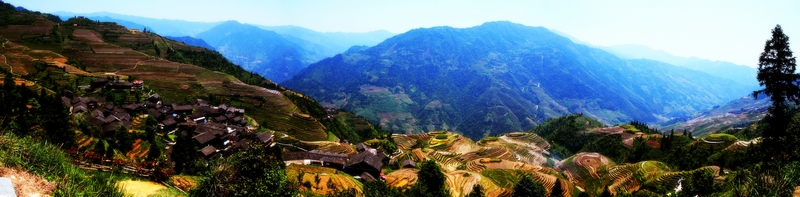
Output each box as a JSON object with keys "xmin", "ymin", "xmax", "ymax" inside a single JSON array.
[{"xmin": 8, "ymin": 0, "xmax": 800, "ymax": 67}]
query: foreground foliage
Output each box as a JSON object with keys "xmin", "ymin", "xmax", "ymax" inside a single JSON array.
[
  {"xmin": 190, "ymin": 145, "xmax": 297, "ymax": 197},
  {"xmin": 0, "ymin": 134, "xmax": 125, "ymax": 196}
]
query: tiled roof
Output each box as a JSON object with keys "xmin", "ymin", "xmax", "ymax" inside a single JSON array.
[
  {"xmin": 346, "ymin": 151, "xmax": 383, "ymax": 171},
  {"xmin": 199, "ymin": 146, "xmax": 216, "ymax": 156},
  {"xmin": 193, "ymin": 132, "xmax": 216, "ymax": 144},
  {"xmin": 256, "ymin": 132, "xmax": 273, "ymax": 143}
]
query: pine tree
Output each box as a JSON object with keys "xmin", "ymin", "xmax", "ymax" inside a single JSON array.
[{"xmin": 753, "ymin": 24, "xmax": 798, "ymax": 159}]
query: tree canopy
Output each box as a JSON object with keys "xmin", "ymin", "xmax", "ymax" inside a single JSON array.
[
  {"xmin": 753, "ymin": 24, "xmax": 799, "ymax": 160},
  {"xmin": 512, "ymin": 175, "xmax": 547, "ymax": 197},
  {"xmin": 190, "ymin": 145, "xmax": 296, "ymax": 197},
  {"xmin": 407, "ymin": 160, "xmax": 450, "ymax": 197}
]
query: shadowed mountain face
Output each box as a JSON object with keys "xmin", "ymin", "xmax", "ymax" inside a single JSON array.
[
  {"xmin": 196, "ymin": 21, "xmax": 394, "ymax": 83},
  {"xmin": 282, "ymin": 21, "xmax": 752, "ymax": 139},
  {"xmin": 195, "ymin": 21, "xmax": 309, "ymax": 83}
]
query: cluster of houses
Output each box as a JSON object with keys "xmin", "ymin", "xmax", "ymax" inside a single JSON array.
[
  {"xmin": 60, "ymin": 90, "xmax": 273, "ymax": 158},
  {"xmin": 90, "ymin": 78, "xmax": 144, "ymax": 91},
  {"xmin": 283, "ymin": 143, "xmax": 402, "ymax": 181}
]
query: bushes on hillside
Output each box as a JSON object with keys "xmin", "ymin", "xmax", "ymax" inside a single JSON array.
[
  {"xmin": 191, "ymin": 145, "xmax": 296, "ymax": 197},
  {"xmin": 512, "ymin": 175, "xmax": 547, "ymax": 197}
]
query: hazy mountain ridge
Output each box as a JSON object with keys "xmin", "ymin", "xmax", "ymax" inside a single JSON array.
[
  {"xmin": 600, "ymin": 44, "xmax": 759, "ymax": 87},
  {"xmin": 283, "ymin": 21, "xmax": 752, "ymax": 139},
  {"xmin": 194, "ymin": 21, "xmax": 312, "ymax": 83},
  {"xmin": 164, "ymin": 36, "xmax": 214, "ymax": 50},
  {"xmin": 54, "ymin": 12, "xmax": 395, "ymax": 82},
  {"xmin": 54, "ymin": 11, "xmax": 222, "ymax": 36},
  {"xmin": 257, "ymin": 25, "xmax": 394, "ymax": 56}
]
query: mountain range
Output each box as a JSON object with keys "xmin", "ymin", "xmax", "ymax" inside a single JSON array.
[
  {"xmin": 600, "ymin": 44, "xmax": 759, "ymax": 87},
  {"xmin": 1, "ymin": 3, "xmax": 785, "ymax": 196},
  {"xmin": 55, "ymin": 12, "xmax": 395, "ymax": 83},
  {"xmin": 282, "ymin": 21, "xmax": 755, "ymax": 139}
]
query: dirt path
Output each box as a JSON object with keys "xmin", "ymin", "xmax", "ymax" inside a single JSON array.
[
  {"xmin": 1, "ymin": 54, "xmax": 19, "ymax": 77},
  {"xmin": 116, "ymin": 61, "xmax": 141, "ymax": 74},
  {"xmin": 116, "ymin": 180, "xmax": 167, "ymax": 197},
  {"xmin": 0, "ymin": 167, "xmax": 55, "ymax": 197}
]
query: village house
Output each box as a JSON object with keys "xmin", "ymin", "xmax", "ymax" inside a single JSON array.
[
  {"xmin": 345, "ymin": 149, "xmax": 385, "ymax": 181},
  {"xmin": 402, "ymin": 159, "xmax": 416, "ymax": 168},
  {"xmin": 283, "ymin": 151, "xmax": 349, "ymax": 169},
  {"xmin": 256, "ymin": 132, "xmax": 274, "ymax": 145},
  {"xmin": 61, "ymin": 91, "xmax": 259, "ymax": 161}
]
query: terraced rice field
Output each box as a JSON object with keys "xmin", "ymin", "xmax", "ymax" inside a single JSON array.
[
  {"xmin": 444, "ymin": 171, "xmax": 498, "ymax": 197},
  {"xmin": 285, "ymin": 164, "xmax": 363, "ymax": 195},
  {"xmin": 300, "ymin": 141, "xmax": 356, "ymax": 155},
  {"xmin": 466, "ymin": 158, "xmax": 547, "ymax": 173},
  {"xmin": 478, "ymin": 169, "xmax": 567, "ymax": 196},
  {"xmin": 384, "ymin": 168, "xmax": 419, "ymax": 189},
  {"xmin": 557, "ymin": 152, "xmax": 613, "ymax": 192}
]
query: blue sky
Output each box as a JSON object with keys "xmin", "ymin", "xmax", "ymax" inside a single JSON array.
[{"xmin": 8, "ymin": 0, "xmax": 800, "ymax": 67}]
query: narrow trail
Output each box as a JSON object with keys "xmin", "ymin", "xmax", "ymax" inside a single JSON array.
[
  {"xmin": 116, "ymin": 61, "xmax": 141, "ymax": 74},
  {"xmin": 1, "ymin": 54, "xmax": 20, "ymax": 77},
  {"xmin": 702, "ymin": 139, "xmax": 726, "ymax": 144},
  {"xmin": 1, "ymin": 40, "xmax": 21, "ymax": 77}
]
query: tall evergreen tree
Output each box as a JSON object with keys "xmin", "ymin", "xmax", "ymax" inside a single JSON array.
[{"xmin": 753, "ymin": 24, "xmax": 798, "ymax": 159}]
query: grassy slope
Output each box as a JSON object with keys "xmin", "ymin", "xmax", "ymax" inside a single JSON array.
[{"xmin": 0, "ymin": 133, "xmax": 125, "ymax": 196}]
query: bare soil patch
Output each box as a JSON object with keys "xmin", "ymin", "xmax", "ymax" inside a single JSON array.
[{"xmin": 0, "ymin": 167, "xmax": 55, "ymax": 197}]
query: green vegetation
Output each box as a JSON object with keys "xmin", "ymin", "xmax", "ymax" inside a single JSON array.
[
  {"xmin": 165, "ymin": 45, "xmax": 279, "ymax": 89},
  {"xmin": 191, "ymin": 145, "xmax": 297, "ymax": 197},
  {"xmin": 529, "ymin": 114, "xmax": 604, "ymax": 157},
  {"xmin": 406, "ymin": 160, "xmax": 450, "ymax": 197},
  {"xmin": 511, "ymin": 175, "xmax": 547, "ymax": 197},
  {"xmin": 478, "ymin": 136, "xmax": 499, "ymax": 144},
  {"xmin": 0, "ymin": 134, "xmax": 124, "ymax": 196},
  {"xmin": 705, "ymin": 133, "xmax": 738, "ymax": 142},
  {"xmin": 363, "ymin": 181, "xmax": 403, "ymax": 197},
  {"xmin": 753, "ymin": 24, "xmax": 800, "ymax": 161}
]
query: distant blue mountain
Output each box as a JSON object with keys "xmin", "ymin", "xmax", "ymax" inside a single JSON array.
[
  {"xmin": 164, "ymin": 36, "xmax": 214, "ymax": 50},
  {"xmin": 283, "ymin": 21, "xmax": 753, "ymax": 139},
  {"xmin": 76, "ymin": 16, "xmax": 151, "ymax": 31},
  {"xmin": 599, "ymin": 45, "xmax": 758, "ymax": 88},
  {"xmin": 344, "ymin": 45, "xmax": 369, "ymax": 54},
  {"xmin": 257, "ymin": 25, "xmax": 394, "ymax": 55},
  {"xmin": 195, "ymin": 21, "xmax": 309, "ymax": 83}
]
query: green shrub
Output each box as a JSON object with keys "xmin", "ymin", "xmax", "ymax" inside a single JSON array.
[{"xmin": 479, "ymin": 136, "xmax": 499, "ymax": 143}]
